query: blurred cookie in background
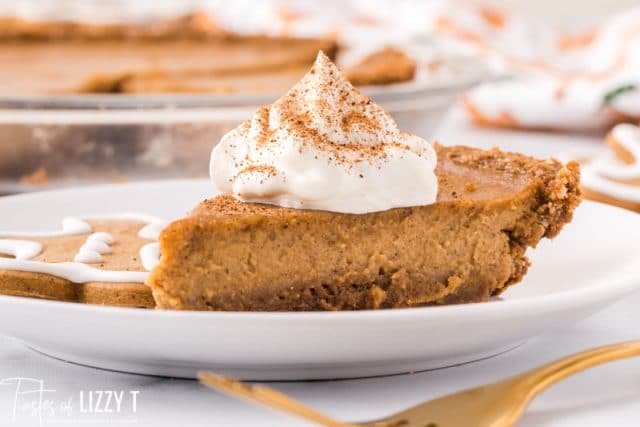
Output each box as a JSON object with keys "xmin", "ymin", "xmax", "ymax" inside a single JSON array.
[{"xmin": 579, "ymin": 123, "xmax": 640, "ymax": 212}]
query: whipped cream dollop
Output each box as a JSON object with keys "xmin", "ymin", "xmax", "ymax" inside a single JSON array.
[{"xmin": 210, "ymin": 52, "xmax": 438, "ymax": 214}]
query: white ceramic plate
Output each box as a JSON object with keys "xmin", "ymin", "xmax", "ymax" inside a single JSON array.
[{"xmin": 0, "ymin": 180, "xmax": 638, "ymax": 380}]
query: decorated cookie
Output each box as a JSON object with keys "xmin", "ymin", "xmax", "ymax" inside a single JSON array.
[
  {"xmin": 581, "ymin": 123, "xmax": 640, "ymax": 212},
  {"xmin": 0, "ymin": 214, "xmax": 167, "ymax": 308}
]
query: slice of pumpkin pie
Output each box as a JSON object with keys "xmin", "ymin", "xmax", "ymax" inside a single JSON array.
[{"xmin": 147, "ymin": 53, "xmax": 581, "ymax": 311}]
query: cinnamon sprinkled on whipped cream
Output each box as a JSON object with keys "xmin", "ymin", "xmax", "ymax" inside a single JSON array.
[{"xmin": 210, "ymin": 52, "xmax": 438, "ymax": 214}]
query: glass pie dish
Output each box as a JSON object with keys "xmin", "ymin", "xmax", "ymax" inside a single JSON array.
[{"xmin": 0, "ymin": 57, "xmax": 487, "ymax": 195}]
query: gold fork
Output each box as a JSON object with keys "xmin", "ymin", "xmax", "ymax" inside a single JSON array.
[{"xmin": 199, "ymin": 340, "xmax": 640, "ymax": 427}]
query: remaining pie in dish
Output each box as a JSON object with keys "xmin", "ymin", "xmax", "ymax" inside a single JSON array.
[
  {"xmin": 0, "ymin": 13, "xmax": 338, "ymax": 95},
  {"xmin": 148, "ymin": 144, "xmax": 580, "ymax": 311},
  {"xmin": 345, "ymin": 47, "xmax": 416, "ymax": 86},
  {"xmin": 0, "ymin": 13, "xmax": 419, "ymax": 96}
]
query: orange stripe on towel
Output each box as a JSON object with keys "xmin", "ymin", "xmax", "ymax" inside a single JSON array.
[{"xmin": 463, "ymin": 97, "xmax": 518, "ymax": 128}]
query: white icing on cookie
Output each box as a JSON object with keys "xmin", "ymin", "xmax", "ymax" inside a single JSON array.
[
  {"xmin": 595, "ymin": 124, "xmax": 640, "ymax": 180},
  {"xmin": 582, "ymin": 168, "xmax": 640, "ymax": 202},
  {"xmin": 582, "ymin": 123, "xmax": 640, "ymax": 202},
  {"xmin": 87, "ymin": 232, "xmax": 115, "ymax": 245},
  {"xmin": 0, "ymin": 214, "xmax": 169, "ymax": 284},
  {"xmin": 73, "ymin": 252, "xmax": 102, "ymax": 264},
  {"xmin": 0, "ymin": 258, "xmax": 148, "ymax": 283},
  {"xmin": 139, "ymin": 221, "xmax": 166, "ymax": 240},
  {"xmin": 73, "ymin": 232, "xmax": 114, "ymax": 264},
  {"xmin": 0, "ymin": 217, "xmax": 91, "ymax": 238},
  {"xmin": 0, "ymin": 240, "xmax": 43, "ymax": 260},
  {"xmin": 140, "ymin": 243, "xmax": 161, "ymax": 271}
]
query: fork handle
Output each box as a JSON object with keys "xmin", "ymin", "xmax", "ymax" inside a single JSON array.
[{"xmin": 519, "ymin": 340, "xmax": 640, "ymax": 397}]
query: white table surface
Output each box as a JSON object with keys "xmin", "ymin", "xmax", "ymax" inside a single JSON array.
[{"xmin": 0, "ymin": 111, "xmax": 638, "ymax": 427}]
